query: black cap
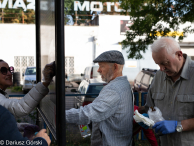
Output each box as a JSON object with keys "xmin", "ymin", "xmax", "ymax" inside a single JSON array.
[{"xmin": 93, "ymin": 50, "xmax": 125, "ymax": 65}]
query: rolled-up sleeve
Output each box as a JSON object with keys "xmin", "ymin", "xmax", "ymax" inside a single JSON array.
[{"xmin": 66, "ymin": 88, "xmax": 120, "ymax": 125}]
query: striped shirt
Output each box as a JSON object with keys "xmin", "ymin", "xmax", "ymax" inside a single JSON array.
[
  {"xmin": 66, "ymin": 76, "xmax": 133, "ymax": 146},
  {"xmin": 146, "ymin": 54, "xmax": 194, "ymax": 146}
]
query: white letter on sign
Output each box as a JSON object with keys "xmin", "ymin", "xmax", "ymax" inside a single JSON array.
[
  {"xmin": 27, "ymin": 0, "xmax": 35, "ymax": 10},
  {"xmin": 40, "ymin": 1, "xmax": 48, "ymax": 10},
  {"xmin": 91, "ymin": 1, "xmax": 103, "ymax": 12},
  {"xmin": 106, "ymin": 2, "xmax": 114, "ymax": 12},
  {"xmin": 114, "ymin": 2, "xmax": 122, "ymax": 12},
  {"xmin": 74, "ymin": 1, "xmax": 90, "ymax": 11},
  {"xmin": 8, "ymin": 0, "xmax": 12, "ymax": 8},
  {"xmin": 0, "ymin": 0, "xmax": 8, "ymax": 8},
  {"xmin": 13, "ymin": 0, "xmax": 27, "ymax": 11}
]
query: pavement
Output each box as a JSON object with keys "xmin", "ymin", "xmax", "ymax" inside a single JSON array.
[
  {"xmin": 65, "ymin": 82, "xmax": 85, "ymax": 141},
  {"xmin": 65, "ymin": 81, "xmax": 79, "ymax": 88},
  {"xmin": 65, "ymin": 81, "xmax": 79, "ymax": 110},
  {"xmin": 5, "ymin": 89, "xmax": 23, "ymax": 97}
]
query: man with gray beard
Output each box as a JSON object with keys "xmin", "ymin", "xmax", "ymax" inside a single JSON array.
[{"xmin": 66, "ymin": 50, "xmax": 133, "ymax": 146}]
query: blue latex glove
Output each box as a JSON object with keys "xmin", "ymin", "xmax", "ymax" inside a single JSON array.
[
  {"xmin": 153, "ymin": 120, "xmax": 177, "ymax": 134},
  {"xmin": 137, "ymin": 113, "xmax": 149, "ymax": 129}
]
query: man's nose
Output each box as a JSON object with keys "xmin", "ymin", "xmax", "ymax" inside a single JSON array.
[
  {"xmin": 97, "ymin": 68, "xmax": 101, "ymax": 73},
  {"xmin": 159, "ymin": 65, "xmax": 165, "ymax": 71}
]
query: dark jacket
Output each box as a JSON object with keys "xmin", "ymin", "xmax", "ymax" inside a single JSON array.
[{"xmin": 0, "ymin": 105, "xmax": 48, "ymax": 146}]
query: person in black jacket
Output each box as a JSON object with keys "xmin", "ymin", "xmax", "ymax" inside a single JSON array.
[{"xmin": 0, "ymin": 105, "xmax": 51, "ymax": 146}]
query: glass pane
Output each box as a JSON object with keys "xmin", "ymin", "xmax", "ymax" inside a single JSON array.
[
  {"xmin": 40, "ymin": 0, "xmax": 56, "ymax": 135},
  {"xmin": 78, "ymin": 81, "xmax": 85, "ymax": 92},
  {"xmin": 136, "ymin": 72, "xmax": 144, "ymax": 82},
  {"xmin": 142, "ymin": 74, "xmax": 150, "ymax": 85},
  {"xmin": 64, "ymin": 0, "xmax": 132, "ymax": 144},
  {"xmin": 81, "ymin": 83, "xmax": 88, "ymax": 94},
  {"xmin": 25, "ymin": 67, "xmax": 36, "ymax": 75},
  {"xmin": 149, "ymin": 76, "xmax": 154, "ymax": 85},
  {"xmin": 0, "ymin": 0, "xmax": 36, "ymax": 126},
  {"xmin": 87, "ymin": 85, "xmax": 104, "ymax": 93},
  {"xmin": 93, "ymin": 66, "xmax": 101, "ymax": 78}
]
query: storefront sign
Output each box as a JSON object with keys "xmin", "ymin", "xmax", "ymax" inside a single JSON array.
[
  {"xmin": 0, "ymin": 0, "xmax": 123, "ymax": 12},
  {"xmin": 74, "ymin": 1, "xmax": 123, "ymax": 12},
  {"xmin": 0, "ymin": 0, "xmax": 35, "ymax": 11}
]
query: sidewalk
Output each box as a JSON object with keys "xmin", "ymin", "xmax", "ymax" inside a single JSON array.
[
  {"xmin": 65, "ymin": 81, "xmax": 79, "ymax": 88},
  {"xmin": 5, "ymin": 89, "xmax": 23, "ymax": 95}
]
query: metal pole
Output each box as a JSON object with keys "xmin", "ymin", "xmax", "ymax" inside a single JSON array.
[
  {"xmin": 93, "ymin": 36, "xmax": 96, "ymax": 65},
  {"xmin": 75, "ymin": 11, "xmax": 77, "ymax": 25},
  {"xmin": 55, "ymin": 0, "xmax": 65, "ymax": 145},
  {"xmin": 35, "ymin": 0, "xmax": 41, "ymax": 127},
  {"xmin": 22, "ymin": 11, "xmax": 24, "ymax": 24},
  {"xmin": 2, "ymin": 9, "xmax": 4, "ymax": 23},
  {"xmin": 138, "ymin": 91, "xmax": 141, "ymax": 140}
]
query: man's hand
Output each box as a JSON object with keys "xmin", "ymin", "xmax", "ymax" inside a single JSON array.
[
  {"xmin": 42, "ymin": 61, "xmax": 55, "ymax": 87},
  {"xmin": 35, "ymin": 129, "xmax": 51, "ymax": 146},
  {"xmin": 137, "ymin": 113, "xmax": 149, "ymax": 129},
  {"xmin": 153, "ymin": 120, "xmax": 177, "ymax": 134}
]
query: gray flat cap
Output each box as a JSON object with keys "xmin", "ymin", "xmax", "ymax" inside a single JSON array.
[{"xmin": 93, "ymin": 50, "xmax": 125, "ymax": 65}]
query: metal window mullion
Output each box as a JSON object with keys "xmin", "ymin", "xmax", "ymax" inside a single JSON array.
[{"xmin": 55, "ymin": 0, "xmax": 65, "ymax": 145}]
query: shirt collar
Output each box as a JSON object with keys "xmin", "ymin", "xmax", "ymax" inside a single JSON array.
[
  {"xmin": 163, "ymin": 75, "xmax": 168, "ymax": 81},
  {"xmin": 0, "ymin": 88, "xmax": 6, "ymax": 96},
  {"xmin": 163, "ymin": 54, "xmax": 190, "ymax": 81},
  {"xmin": 109, "ymin": 76, "xmax": 127, "ymax": 83},
  {"xmin": 180, "ymin": 54, "xmax": 190, "ymax": 80}
]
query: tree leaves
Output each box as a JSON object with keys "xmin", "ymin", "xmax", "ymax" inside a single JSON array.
[{"xmin": 120, "ymin": 0, "xmax": 194, "ymax": 59}]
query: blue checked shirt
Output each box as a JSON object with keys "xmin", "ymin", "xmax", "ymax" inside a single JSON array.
[{"xmin": 66, "ymin": 76, "xmax": 133, "ymax": 146}]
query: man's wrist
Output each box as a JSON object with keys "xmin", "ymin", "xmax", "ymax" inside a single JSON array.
[{"xmin": 176, "ymin": 121, "xmax": 183, "ymax": 132}]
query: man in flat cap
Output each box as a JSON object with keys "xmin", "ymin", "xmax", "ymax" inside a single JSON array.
[{"xmin": 66, "ymin": 50, "xmax": 133, "ymax": 146}]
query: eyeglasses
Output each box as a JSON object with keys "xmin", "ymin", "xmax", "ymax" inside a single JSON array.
[{"xmin": 0, "ymin": 66, "xmax": 14, "ymax": 75}]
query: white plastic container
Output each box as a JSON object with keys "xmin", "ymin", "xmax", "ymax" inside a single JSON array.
[{"xmin": 148, "ymin": 107, "xmax": 165, "ymax": 123}]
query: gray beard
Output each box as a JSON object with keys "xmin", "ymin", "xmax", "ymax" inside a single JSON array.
[{"xmin": 101, "ymin": 69, "xmax": 114, "ymax": 83}]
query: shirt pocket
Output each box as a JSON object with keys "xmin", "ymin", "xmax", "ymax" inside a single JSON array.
[
  {"xmin": 152, "ymin": 93, "xmax": 165, "ymax": 109},
  {"xmin": 177, "ymin": 95, "xmax": 194, "ymax": 117}
]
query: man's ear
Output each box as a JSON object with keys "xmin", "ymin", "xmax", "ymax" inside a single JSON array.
[
  {"xmin": 177, "ymin": 51, "xmax": 183, "ymax": 60},
  {"xmin": 114, "ymin": 63, "xmax": 118, "ymax": 70}
]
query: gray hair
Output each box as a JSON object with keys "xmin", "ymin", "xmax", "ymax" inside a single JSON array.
[
  {"xmin": 151, "ymin": 37, "xmax": 181, "ymax": 55},
  {"xmin": 108, "ymin": 63, "xmax": 123, "ymax": 72}
]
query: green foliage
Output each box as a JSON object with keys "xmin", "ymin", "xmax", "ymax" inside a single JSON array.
[
  {"xmin": 11, "ymin": 86, "xmax": 22, "ymax": 92},
  {"xmin": 64, "ymin": 0, "xmax": 92, "ymax": 25},
  {"xmin": 120, "ymin": 0, "xmax": 194, "ymax": 59},
  {"xmin": 24, "ymin": 9, "xmax": 35, "ymax": 24},
  {"xmin": 28, "ymin": 108, "xmax": 37, "ymax": 121},
  {"xmin": 0, "ymin": 0, "xmax": 35, "ymax": 24},
  {"xmin": 2, "ymin": 8, "xmax": 22, "ymax": 23},
  {"xmin": 64, "ymin": 0, "xmax": 74, "ymax": 16}
]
